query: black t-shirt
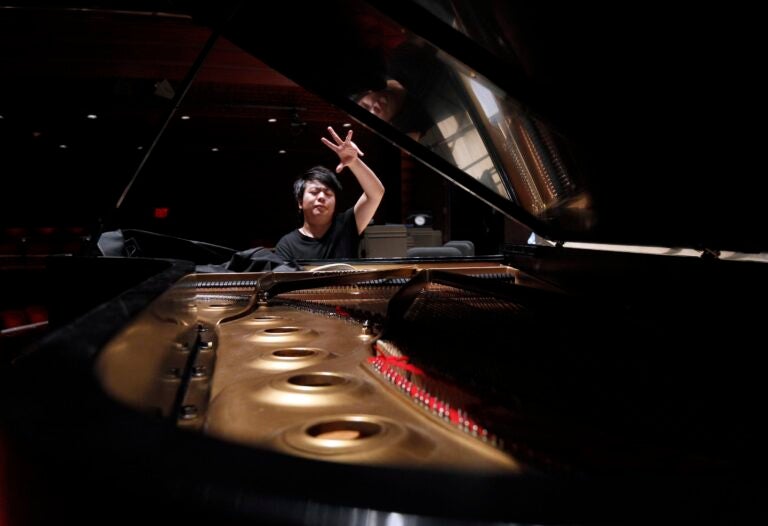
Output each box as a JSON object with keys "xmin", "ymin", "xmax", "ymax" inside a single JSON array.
[{"xmin": 275, "ymin": 208, "xmax": 360, "ymax": 261}]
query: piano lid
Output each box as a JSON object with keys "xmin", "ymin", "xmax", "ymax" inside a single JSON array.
[
  {"xmin": 190, "ymin": 0, "xmax": 767, "ymax": 253},
  {"xmin": 2, "ymin": 2, "xmax": 765, "ymax": 254}
]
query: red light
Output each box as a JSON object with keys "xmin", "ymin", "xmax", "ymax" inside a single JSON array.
[
  {"xmin": 154, "ymin": 207, "xmax": 169, "ymax": 219},
  {"xmin": 25, "ymin": 305, "xmax": 48, "ymax": 323},
  {"xmin": 0, "ymin": 309, "xmax": 27, "ymax": 329}
]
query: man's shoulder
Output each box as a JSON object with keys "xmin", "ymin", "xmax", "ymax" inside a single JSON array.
[
  {"xmin": 275, "ymin": 229, "xmax": 302, "ymax": 260},
  {"xmin": 338, "ymin": 207, "xmax": 356, "ymax": 222},
  {"xmin": 333, "ymin": 208, "xmax": 358, "ymax": 234},
  {"xmin": 276, "ymin": 229, "xmax": 300, "ymax": 243},
  {"xmin": 275, "ymin": 229, "xmax": 302, "ymax": 251}
]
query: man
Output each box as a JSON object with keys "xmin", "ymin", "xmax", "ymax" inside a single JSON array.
[{"xmin": 274, "ymin": 126, "xmax": 385, "ymax": 261}]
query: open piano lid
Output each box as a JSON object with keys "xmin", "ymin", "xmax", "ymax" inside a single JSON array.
[{"xmin": 191, "ymin": 0, "xmax": 767, "ymax": 254}]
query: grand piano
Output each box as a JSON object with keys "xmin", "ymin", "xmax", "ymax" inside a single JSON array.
[{"xmin": 2, "ymin": 2, "xmax": 767, "ymax": 525}]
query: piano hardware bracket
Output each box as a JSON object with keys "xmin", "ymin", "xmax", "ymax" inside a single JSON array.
[{"xmin": 171, "ymin": 323, "xmax": 216, "ymax": 428}]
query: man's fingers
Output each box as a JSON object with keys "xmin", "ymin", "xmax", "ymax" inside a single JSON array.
[
  {"xmin": 320, "ymin": 137, "xmax": 338, "ymax": 151},
  {"xmin": 324, "ymin": 127, "xmax": 362, "ymax": 164},
  {"xmin": 327, "ymin": 126, "xmax": 344, "ymax": 144}
]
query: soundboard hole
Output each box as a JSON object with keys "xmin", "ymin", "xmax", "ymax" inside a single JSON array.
[
  {"xmin": 288, "ymin": 373, "xmax": 347, "ymax": 387},
  {"xmin": 307, "ymin": 420, "xmax": 381, "ymax": 441},
  {"xmin": 264, "ymin": 327, "xmax": 300, "ymax": 334},
  {"xmin": 273, "ymin": 348, "xmax": 317, "ymax": 358}
]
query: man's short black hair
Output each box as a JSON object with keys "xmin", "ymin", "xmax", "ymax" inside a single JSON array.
[{"xmin": 293, "ymin": 166, "xmax": 342, "ymax": 203}]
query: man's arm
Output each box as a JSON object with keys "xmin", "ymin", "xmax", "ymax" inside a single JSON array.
[
  {"xmin": 349, "ymin": 157, "xmax": 384, "ymax": 234},
  {"xmin": 321, "ymin": 126, "xmax": 385, "ymax": 234}
]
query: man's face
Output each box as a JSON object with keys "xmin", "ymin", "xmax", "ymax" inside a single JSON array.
[
  {"xmin": 300, "ymin": 180, "xmax": 336, "ymax": 222},
  {"xmin": 357, "ymin": 89, "xmax": 396, "ymax": 122}
]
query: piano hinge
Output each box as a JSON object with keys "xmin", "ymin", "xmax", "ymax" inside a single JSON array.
[
  {"xmin": 554, "ymin": 240, "xmax": 565, "ymax": 248},
  {"xmin": 700, "ymin": 247, "xmax": 721, "ymax": 259}
]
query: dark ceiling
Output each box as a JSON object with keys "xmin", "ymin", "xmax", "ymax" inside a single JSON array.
[{"xmin": 0, "ymin": 6, "xmax": 367, "ymax": 153}]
